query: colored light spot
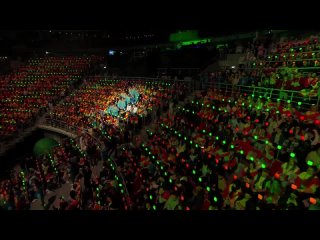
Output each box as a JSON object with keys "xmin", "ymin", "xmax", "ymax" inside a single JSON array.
[
  {"xmin": 310, "ymin": 197, "xmax": 317, "ymax": 205},
  {"xmin": 222, "ymin": 140, "xmax": 226, "ymax": 145},
  {"xmin": 261, "ymin": 164, "xmax": 266, "ymax": 169},
  {"xmin": 214, "ymin": 197, "xmax": 218, "ymax": 202},
  {"xmin": 192, "ymin": 170, "xmax": 196, "ymax": 175},
  {"xmin": 198, "ymin": 177, "xmax": 202, "ymax": 182},
  {"xmin": 290, "ymin": 153, "xmax": 295, "ymax": 158},
  {"xmin": 298, "ymin": 102, "xmax": 302, "ymax": 106},
  {"xmin": 301, "ymin": 135, "xmax": 305, "ymax": 141},
  {"xmin": 249, "ymin": 156, "xmax": 254, "ymax": 161},
  {"xmin": 153, "ymin": 205, "xmax": 156, "ymax": 210},
  {"xmin": 246, "ymin": 183, "xmax": 250, "ymax": 188},
  {"xmin": 216, "ymin": 136, "xmax": 219, "ymax": 140},
  {"xmin": 307, "ymin": 160, "xmax": 313, "ymax": 166},
  {"xmin": 195, "ymin": 144, "xmax": 199, "ymax": 148},
  {"xmin": 202, "ymin": 129, "xmax": 206, "ymax": 133},
  {"xmin": 291, "ymin": 184, "xmax": 297, "ymax": 190},
  {"xmin": 258, "ymin": 194, "xmax": 263, "ymax": 200},
  {"xmin": 206, "ymin": 186, "xmax": 210, "ymax": 192},
  {"xmin": 169, "ymin": 178, "xmax": 172, "ymax": 183},
  {"xmin": 150, "ymin": 195, "xmax": 153, "ymax": 200},
  {"xmin": 190, "ymin": 140, "xmax": 193, "ymax": 144},
  {"xmin": 254, "ymin": 135, "xmax": 258, "ymax": 140},
  {"xmin": 180, "ymin": 195, "xmax": 184, "ymax": 201},
  {"xmin": 240, "ymin": 150, "xmax": 244, "ymax": 155},
  {"xmin": 209, "ymin": 132, "xmax": 212, "ymax": 137},
  {"xmin": 231, "ymin": 144, "xmax": 234, "ymax": 149},
  {"xmin": 277, "ymin": 145, "xmax": 282, "ymax": 150}
]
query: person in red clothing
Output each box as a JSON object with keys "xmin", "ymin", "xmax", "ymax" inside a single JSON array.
[{"xmin": 67, "ymin": 190, "xmax": 80, "ymax": 210}]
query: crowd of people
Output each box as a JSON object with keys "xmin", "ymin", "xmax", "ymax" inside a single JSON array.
[
  {"xmin": 0, "ymin": 134, "xmax": 129, "ymax": 210},
  {"xmin": 207, "ymin": 33, "xmax": 320, "ymax": 98},
  {"xmin": 115, "ymin": 88, "xmax": 320, "ymax": 210},
  {"xmin": 1, "ymin": 32, "xmax": 320, "ymax": 210},
  {"xmin": 46, "ymin": 77, "xmax": 187, "ymax": 136},
  {"xmin": 0, "ymin": 56, "xmax": 102, "ymax": 143},
  {"xmin": 3, "ymin": 81, "xmax": 320, "ymax": 210}
]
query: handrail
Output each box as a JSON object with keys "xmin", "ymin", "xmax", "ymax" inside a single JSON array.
[
  {"xmin": 86, "ymin": 75, "xmax": 192, "ymax": 82},
  {"xmin": 203, "ymin": 82, "xmax": 319, "ymax": 111},
  {"xmin": 250, "ymin": 58, "xmax": 320, "ymax": 63},
  {"xmin": 264, "ymin": 50, "xmax": 320, "ymax": 57},
  {"xmin": 84, "ymin": 75, "xmax": 195, "ymax": 91},
  {"xmin": 238, "ymin": 67, "xmax": 320, "ymax": 71},
  {"xmin": 157, "ymin": 67, "xmax": 200, "ymax": 70}
]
